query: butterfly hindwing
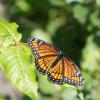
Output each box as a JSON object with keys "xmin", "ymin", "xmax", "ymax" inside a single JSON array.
[
  {"xmin": 35, "ymin": 55, "xmax": 58, "ymax": 75},
  {"xmin": 47, "ymin": 59, "xmax": 64, "ymax": 84},
  {"xmin": 62, "ymin": 57, "xmax": 84, "ymax": 86},
  {"xmin": 47, "ymin": 57, "xmax": 84, "ymax": 86}
]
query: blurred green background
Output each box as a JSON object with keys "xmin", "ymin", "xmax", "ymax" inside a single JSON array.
[{"xmin": 0, "ymin": 0, "xmax": 100, "ymax": 100}]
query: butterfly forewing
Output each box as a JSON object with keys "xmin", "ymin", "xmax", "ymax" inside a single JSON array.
[{"xmin": 29, "ymin": 38, "xmax": 60, "ymax": 58}]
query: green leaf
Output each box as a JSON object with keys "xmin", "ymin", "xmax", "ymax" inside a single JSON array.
[
  {"xmin": 72, "ymin": 4, "xmax": 89, "ymax": 24},
  {"xmin": 0, "ymin": 96, "xmax": 6, "ymax": 100},
  {"xmin": 78, "ymin": 91, "xmax": 84, "ymax": 100},
  {"xmin": 31, "ymin": 29, "xmax": 52, "ymax": 43},
  {"xmin": 38, "ymin": 73, "xmax": 61, "ymax": 95},
  {"xmin": 90, "ymin": 10, "xmax": 100, "ymax": 29},
  {"xmin": 61, "ymin": 88, "xmax": 78, "ymax": 100},
  {"xmin": 81, "ymin": 34, "xmax": 100, "ymax": 72},
  {"xmin": 81, "ymin": 33, "xmax": 100, "ymax": 100},
  {"xmin": 49, "ymin": 0, "xmax": 66, "ymax": 6},
  {"xmin": 15, "ymin": 0, "xmax": 31, "ymax": 13},
  {"xmin": 0, "ymin": 45, "xmax": 38, "ymax": 100},
  {"xmin": 0, "ymin": 19, "xmax": 37, "ymax": 99},
  {"xmin": 46, "ymin": 16, "xmax": 66, "ymax": 36},
  {"xmin": 0, "ymin": 19, "xmax": 22, "ymax": 50}
]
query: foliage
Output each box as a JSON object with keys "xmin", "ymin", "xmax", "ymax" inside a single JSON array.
[
  {"xmin": 0, "ymin": 0, "xmax": 100, "ymax": 100},
  {"xmin": 0, "ymin": 96, "xmax": 6, "ymax": 100},
  {"xmin": 0, "ymin": 19, "xmax": 37, "ymax": 100}
]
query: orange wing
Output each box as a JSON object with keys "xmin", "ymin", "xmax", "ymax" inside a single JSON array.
[
  {"xmin": 62, "ymin": 57, "xmax": 84, "ymax": 86},
  {"xmin": 28, "ymin": 38, "xmax": 60, "ymax": 74},
  {"xmin": 47, "ymin": 57, "xmax": 84, "ymax": 86},
  {"xmin": 28, "ymin": 38, "xmax": 59, "ymax": 58},
  {"xmin": 35, "ymin": 56, "xmax": 58, "ymax": 74},
  {"xmin": 47, "ymin": 59, "xmax": 64, "ymax": 84}
]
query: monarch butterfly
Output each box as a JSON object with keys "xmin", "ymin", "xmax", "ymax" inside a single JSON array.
[{"xmin": 28, "ymin": 38, "xmax": 84, "ymax": 86}]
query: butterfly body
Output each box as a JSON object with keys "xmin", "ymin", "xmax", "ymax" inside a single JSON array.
[{"xmin": 28, "ymin": 38, "xmax": 84, "ymax": 86}]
